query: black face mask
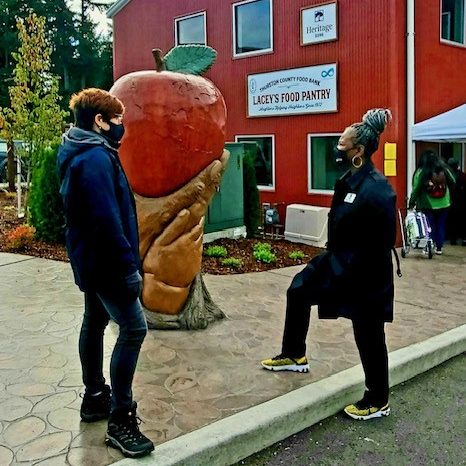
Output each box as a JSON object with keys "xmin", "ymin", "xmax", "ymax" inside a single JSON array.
[
  {"xmin": 334, "ymin": 147, "xmax": 350, "ymax": 168},
  {"xmin": 101, "ymin": 121, "xmax": 125, "ymax": 145}
]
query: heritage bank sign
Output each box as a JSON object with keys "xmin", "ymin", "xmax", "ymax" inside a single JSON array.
[
  {"xmin": 301, "ymin": 2, "xmax": 338, "ymax": 45},
  {"xmin": 247, "ymin": 64, "xmax": 337, "ymax": 117}
]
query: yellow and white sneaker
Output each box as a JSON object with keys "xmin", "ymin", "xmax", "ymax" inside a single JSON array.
[
  {"xmin": 261, "ymin": 354, "xmax": 309, "ymax": 373},
  {"xmin": 344, "ymin": 400, "xmax": 390, "ymax": 420}
]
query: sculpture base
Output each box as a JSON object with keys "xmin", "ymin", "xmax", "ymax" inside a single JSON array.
[{"xmin": 143, "ymin": 274, "xmax": 225, "ymax": 330}]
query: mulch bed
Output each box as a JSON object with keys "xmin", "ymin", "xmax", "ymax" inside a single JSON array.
[
  {"xmin": 0, "ymin": 191, "xmax": 321, "ymax": 273},
  {"xmin": 201, "ymin": 238, "xmax": 321, "ymax": 274},
  {"xmin": 0, "ymin": 191, "xmax": 69, "ymax": 262}
]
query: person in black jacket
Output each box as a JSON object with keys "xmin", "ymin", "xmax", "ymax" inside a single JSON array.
[
  {"xmin": 261, "ymin": 108, "xmax": 397, "ymax": 421},
  {"xmin": 57, "ymin": 88, "xmax": 154, "ymax": 457},
  {"xmin": 446, "ymin": 157, "xmax": 466, "ymax": 246}
]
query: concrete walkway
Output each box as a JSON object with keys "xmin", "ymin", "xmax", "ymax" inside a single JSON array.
[{"xmin": 0, "ymin": 247, "xmax": 465, "ymax": 465}]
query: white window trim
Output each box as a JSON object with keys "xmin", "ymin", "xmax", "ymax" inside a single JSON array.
[
  {"xmin": 439, "ymin": 0, "xmax": 466, "ymax": 47},
  {"xmin": 307, "ymin": 133, "xmax": 340, "ymax": 195},
  {"xmin": 174, "ymin": 11, "xmax": 207, "ymax": 46},
  {"xmin": 235, "ymin": 134, "xmax": 275, "ymax": 191},
  {"xmin": 232, "ymin": 0, "xmax": 274, "ymax": 59}
]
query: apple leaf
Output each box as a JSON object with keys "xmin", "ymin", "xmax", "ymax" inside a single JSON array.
[{"xmin": 164, "ymin": 45, "xmax": 217, "ymax": 75}]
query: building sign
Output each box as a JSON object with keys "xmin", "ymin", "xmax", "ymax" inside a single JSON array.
[
  {"xmin": 301, "ymin": 2, "xmax": 338, "ymax": 45},
  {"xmin": 247, "ymin": 64, "xmax": 338, "ymax": 117}
]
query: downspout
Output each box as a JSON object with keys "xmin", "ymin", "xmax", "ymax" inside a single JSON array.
[{"xmin": 406, "ymin": 0, "xmax": 415, "ymax": 197}]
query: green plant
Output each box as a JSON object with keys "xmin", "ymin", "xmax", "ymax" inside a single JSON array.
[
  {"xmin": 221, "ymin": 257, "xmax": 242, "ymax": 268},
  {"xmin": 253, "ymin": 242, "xmax": 272, "ymax": 253},
  {"xmin": 253, "ymin": 243, "xmax": 276, "ymax": 263},
  {"xmin": 29, "ymin": 145, "xmax": 65, "ymax": 243},
  {"xmin": 289, "ymin": 250, "xmax": 305, "ymax": 261},
  {"xmin": 204, "ymin": 245, "xmax": 228, "ymax": 258},
  {"xmin": 4, "ymin": 224, "xmax": 36, "ymax": 251}
]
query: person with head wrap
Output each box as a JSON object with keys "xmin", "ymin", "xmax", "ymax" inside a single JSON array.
[{"xmin": 261, "ymin": 109, "xmax": 397, "ymax": 421}]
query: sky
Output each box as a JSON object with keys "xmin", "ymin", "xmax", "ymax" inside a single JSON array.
[{"xmin": 69, "ymin": 0, "xmax": 113, "ymax": 37}]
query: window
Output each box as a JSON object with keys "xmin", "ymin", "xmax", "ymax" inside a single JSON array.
[
  {"xmin": 175, "ymin": 12, "xmax": 206, "ymax": 46},
  {"xmin": 235, "ymin": 135, "xmax": 275, "ymax": 189},
  {"xmin": 308, "ymin": 134, "xmax": 346, "ymax": 193},
  {"xmin": 441, "ymin": 0, "xmax": 465, "ymax": 44},
  {"xmin": 233, "ymin": 0, "xmax": 273, "ymax": 57}
]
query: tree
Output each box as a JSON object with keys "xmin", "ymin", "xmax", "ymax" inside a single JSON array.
[
  {"xmin": 0, "ymin": 113, "xmax": 15, "ymax": 191},
  {"xmin": 0, "ymin": 0, "xmax": 114, "ymax": 112},
  {"xmin": 73, "ymin": 0, "xmax": 114, "ymax": 92},
  {"xmin": 0, "ymin": 12, "xmax": 66, "ymax": 211},
  {"xmin": 0, "ymin": 1, "xmax": 76, "ymax": 109},
  {"xmin": 29, "ymin": 145, "xmax": 65, "ymax": 243}
]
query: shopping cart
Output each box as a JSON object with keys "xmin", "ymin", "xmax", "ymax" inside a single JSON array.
[{"xmin": 398, "ymin": 208, "xmax": 434, "ymax": 259}]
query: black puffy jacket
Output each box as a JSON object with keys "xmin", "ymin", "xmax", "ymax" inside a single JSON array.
[{"xmin": 315, "ymin": 162, "xmax": 397, "ymax": 322}]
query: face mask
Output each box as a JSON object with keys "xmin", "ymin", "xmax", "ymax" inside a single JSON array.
[
  {"xmin": 334, "ymin": 147, "xmax": 349, "ymax": 168},
  {"xmin": 101, "ymin": 121, "xmax": 125, "ymax": 144}
]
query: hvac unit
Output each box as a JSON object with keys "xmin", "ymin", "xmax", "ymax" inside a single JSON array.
[{"xmin": 284, "ymin": 204, "xmax": 330, "ymax": 248}]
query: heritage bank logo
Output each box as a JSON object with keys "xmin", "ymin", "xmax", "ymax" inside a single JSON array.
[
  {"xmin": 302, "ymin": 2, "xmax": 337, "ymax": 45},
  {"xmin": 314, "ymin": 10, "xmax": 324, "ymax": 22}
]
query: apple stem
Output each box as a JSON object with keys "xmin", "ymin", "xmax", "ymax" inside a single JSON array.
[{"xmin": 152, "ymin": 49, "xmax": 165, "ymax": 72}]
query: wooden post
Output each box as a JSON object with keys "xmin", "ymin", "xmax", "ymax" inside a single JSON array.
[{"xmin": 6, "ymin": 139, "xmax": 15, "ymax": 192}]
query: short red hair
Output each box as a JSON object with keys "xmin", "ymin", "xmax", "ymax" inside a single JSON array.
[{"xmin": 69, "ymin": 88, "xmax": 125, "ymax": 130}]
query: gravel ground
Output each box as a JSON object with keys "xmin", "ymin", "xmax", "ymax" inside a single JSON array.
[{"xmin": 235, "ymin": 353, "xmax": 466, "ymax": 466}]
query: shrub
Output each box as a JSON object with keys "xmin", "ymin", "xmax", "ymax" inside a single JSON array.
[
  {"xmin": 221, "ymin": 257, "xmax": 242, "ymax": 268},
  {"xmin": 289, "ymin": 250, "xmax": 305, "ymax": 261},
  {"xmin": 253, "ymin": 242, "xmax": 276, "ymax": 263},
  {"xmin": 204, "ymin": 245, "xmax": 228, "ymax": 258},
  {"xmin": 29, "ymin": 145, "xmax": 65, "ymax": 244},
  {"xmin": 242, "ymin": 148, "xmax": 261, "ymax": 238},
  {"xmin": 253, "ymin": 242, "xmax": 272, "ymax": 253},
  {"xmin": 4, "ymin": 225, "xmax": 36, "ymax": 251},
  {"xmin": 254, "ymin": 249, "xmax": 277, "ymax": 264}
]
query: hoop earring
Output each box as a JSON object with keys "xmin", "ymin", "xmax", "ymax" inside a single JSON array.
[{"xmin": 351, "ymin": 155, "xmax": 363, "ymax": 169}]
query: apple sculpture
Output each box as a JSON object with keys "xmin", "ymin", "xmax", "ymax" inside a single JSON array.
[{"xmin": 110, "ymin": 45, "xmax": 229, "ymax": 329}]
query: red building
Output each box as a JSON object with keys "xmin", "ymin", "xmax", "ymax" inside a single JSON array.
[{"xmin": 107, "ymin": 0, "xmax": 466, "ymax": 213}]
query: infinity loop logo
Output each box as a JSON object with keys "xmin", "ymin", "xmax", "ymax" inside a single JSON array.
[{"xmin": 321, "ymin": 68, "xmax": 335, "ymax": 78}]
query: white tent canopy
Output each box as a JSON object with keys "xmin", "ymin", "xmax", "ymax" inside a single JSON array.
[{"xmin": 412, "ymin": 103, "xmax": 466, "ymax": 142}]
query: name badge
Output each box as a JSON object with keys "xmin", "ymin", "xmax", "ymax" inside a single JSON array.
[{"xmin": 344, "ymin": 193, "xmax": 356, "ymax": 203}]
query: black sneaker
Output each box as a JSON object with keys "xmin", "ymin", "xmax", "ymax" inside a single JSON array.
[
  {"xmin": 80, "ymin": 384, "xmax": 111, "ymax": 422},
  {"xmin": 105, "ymin": 402, "xmax": 154, "ymax": 458}
]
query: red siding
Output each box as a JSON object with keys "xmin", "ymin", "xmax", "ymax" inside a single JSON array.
[
  {"xmin": 113, "ymin": 0, "xmax": 407, "ymax": 209},
  {"xmin": 415, "ymin": 0, "xmax": 466, "ymax": 122}
]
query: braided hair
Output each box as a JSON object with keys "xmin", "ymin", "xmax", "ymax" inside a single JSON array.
[{"xmin": 350, "ymin": 108, "xmax": 392, "ymax": 158}]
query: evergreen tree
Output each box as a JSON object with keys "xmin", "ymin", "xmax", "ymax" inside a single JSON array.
[
  {"xmin": 0, "ymin": 0, "xmax": 114, "ymax": 112},
  {"xmin": 29, "ymin": 145, "xmax": 65, "ymax": 243}
]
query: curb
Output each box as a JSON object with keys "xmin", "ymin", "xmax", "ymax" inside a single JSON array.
[{"xmin": 115, "ymin": 324, "xmax": 466, "ymax": 466}]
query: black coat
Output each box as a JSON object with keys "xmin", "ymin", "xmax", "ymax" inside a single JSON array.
[
  {"xmin": 57, "ymin": 128, "xmax": 140, "ymax": 293},
  {"xmin": 310, "ymin": 162, "xmax": 397, "ymax": 322}
]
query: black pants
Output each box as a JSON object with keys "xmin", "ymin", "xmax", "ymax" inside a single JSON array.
[
  {"xmin": 281, "ymin": 266, "xmax": 389, "ymax": 406},
  {"xmin": 80, "ymin": 292, "xmax": 148, "ymax": 412}
]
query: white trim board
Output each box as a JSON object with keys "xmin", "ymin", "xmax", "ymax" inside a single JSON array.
[{"xmin": 107, "ymin": 0, "xmax": 132, "ymax": 18}]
